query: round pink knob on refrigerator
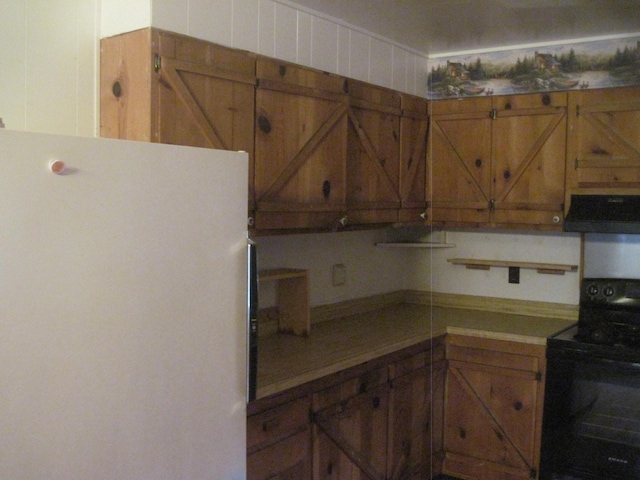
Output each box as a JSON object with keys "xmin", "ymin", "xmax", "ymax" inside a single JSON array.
[{"xmin": 49, "ymin": 160, "xmax": 66, "ymax": 175}]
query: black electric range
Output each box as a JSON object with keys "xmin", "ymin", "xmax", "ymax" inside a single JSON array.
[{"xmin": 540, "ymin": 278, "xmax": 640, "ymax": 480}]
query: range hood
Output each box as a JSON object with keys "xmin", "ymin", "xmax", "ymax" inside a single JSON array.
[{"xmin": 564, "ymin": 194, "xmax": 640, "ymax": 234}]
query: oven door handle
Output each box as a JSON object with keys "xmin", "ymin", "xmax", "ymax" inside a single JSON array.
[{"xmin": 548, "ymin": 347, "xmax": 640, "ymax": 369}]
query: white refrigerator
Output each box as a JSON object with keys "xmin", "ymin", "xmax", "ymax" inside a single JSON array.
[{"xmin": 0, "ymin": 130, "xmax": 248, "ymax": 480}]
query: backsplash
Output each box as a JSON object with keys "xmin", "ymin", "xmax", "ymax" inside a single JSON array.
[
  {"xmin": 255, "ymin": 227, "xmax": 584, "ymax": 309},
  {"xmin": 253, "ymin": 229, "xmax": 412, "ymax": 308},
  {"xmin": 584, "ymin": 233, "xmax": 640, "ymax": 279}
]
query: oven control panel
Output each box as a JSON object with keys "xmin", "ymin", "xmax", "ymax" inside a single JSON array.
[
  {"xmin": 581, "ymin": 278, "xmax": 640, "ymax": 308},
  {"xmin": 579, "ymin": 278, "xmax": 640, "ymax": 345}
]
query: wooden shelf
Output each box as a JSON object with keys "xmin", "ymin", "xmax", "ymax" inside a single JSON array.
[
  {"xmin": 259, "ymin": 269, "xmax": 310, "ymax": 336},
  {"xmin": 376, "ymin": 242, "xmax": 456, "ymax": 249},
  {"xmin": 447, "ymin": 258, "xmax": 578, "ymax": 275},
  {"xmin": 259, "ymin": 268, "xmax": 307, "ymax": 282}
]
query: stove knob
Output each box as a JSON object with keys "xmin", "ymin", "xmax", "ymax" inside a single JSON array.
[
  {"xmin": 603, "ymin": 286, "xmax": 615, "ymax": 297},
  {"xmin": 587, "ymin": 284, "xmax": 599, "ymax": 296}
]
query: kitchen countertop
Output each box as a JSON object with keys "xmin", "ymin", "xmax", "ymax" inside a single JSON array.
[{"xmin": 256, "ymin": 301, "xmax": 575, "ymax": 399}]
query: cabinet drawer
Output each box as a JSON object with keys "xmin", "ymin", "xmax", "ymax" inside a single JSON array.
[
  {"xmin": 247, "ymin": 428, "xmax": 311, "ymax": 480},
  {"xmin": 247, "ymin": 395, "xmax": 310, "ymax": 451},
  {"xmin": 447, "ymin": 344, "xmax": 541, "ymax": 373},
  {"xmin": 313, "ymin": 366, "xmax": 387, "ymax": 411},
  {"xmin": 389, "ymin": 344, "xmax": 445, "ymax": 380},
  {"xmin": 446, "ymin": 335, "xmax": 545, "ymax": 373}
]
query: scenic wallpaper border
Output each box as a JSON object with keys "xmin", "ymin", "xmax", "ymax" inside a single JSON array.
[{"xmin": 427, "ymin": 36, "xmax": 640, "ymax": 99}]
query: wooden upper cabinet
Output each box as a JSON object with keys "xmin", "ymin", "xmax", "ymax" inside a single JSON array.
[
  {"xmin": 565, "ymin": 85, "xmax": 640, "ymax": 205},
  {"xmin": 491, "ymin": 93, "xmax": 567, "ymax": 228},
  {"xmin": 100, "ymin": 28, "xmax": 257, "ymax": 210},
  {"xmin": 430, "ymin": 96, "xmax": 495, "ymax": 226},
  {"xmin": 254, "ymin": 57, "xmax": 349, "ymax": 231},
  {"xmin": 346, "ymin": 80, "xmax": 402, "ymax": 226},
  {"xmin": 399, "ymin": 94, "xmax": 430, "ymax": 224},
  {"xmin": 429, "ymin": 92, "xmax": 567, "ymax": 230}
]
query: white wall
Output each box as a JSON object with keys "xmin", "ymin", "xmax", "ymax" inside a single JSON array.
[
  {"xmin": 255, "ymin": 229, "xmax": 415, "ymax": 307},
  {"xmin": 0, "ymin": 0, "xmax": 98, "ymax": 136},
  {"xmin": 423, "ymin": 230, "xmax": 582, "ymax": 305},
  {"xmin": 125, "ymin": 0, "xmax": 428, "ymax": 95},
  {"xmin": 1, "ymin": 0, "xmax": 426, "ymax": 133}
]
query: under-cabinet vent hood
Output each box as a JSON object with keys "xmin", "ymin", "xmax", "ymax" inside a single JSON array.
[{"xmin": 564, "ymin": 194, "xmax": 640, "ymax": 234}]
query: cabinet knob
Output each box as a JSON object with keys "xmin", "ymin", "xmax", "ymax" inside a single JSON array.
[
  {"xmin": 338, "ymin": 215, "xmax": 348, "ymax": 227},
  {"xmin": 372, "ymin": 396, "xmax": 381, "ymax": 409},
  {"xmin": 322, "ymin": 180, "xmax": 331, "ymax": 199},
  {"xmin": 420, "ymin": 211, "xmax": 428, "ymax": 220},
  {"xmin": 459, "ymin": 427, "xmax": 467, "ymax": 439},
  {"xmin": 475, "ymin": 158, "xmax": 482, "ymax": 168},
  {"xmin": 262, "ymin": 417, "xmax": 280, "ymax": 432},
  {"xmin": 542, "ymin": 94, "xmax": 551, "ymax": 105},
  {"xmin": 514, "ymin": 401, "xmax": 523, "ymax": 411},
  {"xmin": 247, "ymin": 216, "xmax": 255, "ymax": 227},
  {"xmin": 552, "ymin": 215, "xmax": 561, "ymax": 224},
  {"xmin": 503, "ymin": 170, "xmax": 511, "ymax": 179}
]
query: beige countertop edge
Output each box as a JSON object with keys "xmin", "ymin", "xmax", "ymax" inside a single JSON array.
[
  {"xmin": 256, "ymin": 332, "xmax": 437, "ymax": 398},
  {"xmin": 444, "ymin": 326, "xmax": 548, "ymax": 345}
]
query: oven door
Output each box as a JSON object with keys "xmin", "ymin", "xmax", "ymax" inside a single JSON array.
[{"xmin": 540, "ymin": 345, "xmax": 640, "ymax": 480}]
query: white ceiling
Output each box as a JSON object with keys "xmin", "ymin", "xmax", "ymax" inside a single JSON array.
[{"xmin": 283, "ymin": 0, "xmax": 640, "ymax": 55}]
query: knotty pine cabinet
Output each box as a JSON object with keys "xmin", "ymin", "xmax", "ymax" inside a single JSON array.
[
  {"xmin": 565, "ymin": 85, "xmax": 640, "ymax": 206},
  {"xmin": 247, "ymin": 339, "xmax": 445, "ymax": 480},
  {"xmin": 429, "ymin": 92, "xmax": 567, "ymax": 230},
  {"xmin": 247, "ymin": 395, "xmax": 312, "ymax": 480},
  {"xmin": 387, "ymin": 341, "xmax": 445, "ymax": 479},
  {"xmin": 398, "ymin": 95, "xmax": 430, "ymax": 224},
  {"xmin": 443, "ymin": 334, "xmax": 547, "ymax": 480},
  {"xmin": 254, "ymin": 57, "xmax": 349, "ymax": 231},
  {"xmin": 346, "ymin": 80, "xmax": 402, "ymax": 226},
  {"xmin": 313, "ymin": 366, "xmax": 390, "ymax": 479},
  {"xmin": 100, "ymin": 28, "xmax": 257, "ymax": 212}
]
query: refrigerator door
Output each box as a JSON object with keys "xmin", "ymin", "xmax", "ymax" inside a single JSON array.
[{"xmin": 0, "ymin": 130, "xmax": 248, "ymax": 480}]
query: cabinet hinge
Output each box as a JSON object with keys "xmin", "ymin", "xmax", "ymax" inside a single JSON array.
[
  {"xmin": 576, "ymin": 105, "xmax": 580, "ymax": 117},
  {"xmin": 574, "ymin": 157, "xmax": 579, "ymax": 170},
  {"xmin": 489, "ymin": 199, "xmax": 495, "ymax": 212},
  {"xmin": 489, "ymin": 108, "xmax": 498, "ymax": 120},
  {"xmin": 153, "ymin": 53, "xmax": 162, "ymax": 72},
  {"xmin": 536, "ymin": 371, "xmax": 542, "ymax": 382}
]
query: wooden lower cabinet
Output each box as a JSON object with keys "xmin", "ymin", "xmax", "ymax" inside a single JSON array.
[
  {"xmin": 388, "ymin": 344, "xmax": 446, "ymax": 479},
  {"xmin": 313, "ymin": 368, "xmax": 390, "ymax": 480},
  {"xmin": 247, "ymin": 395, "xmax": 312, "ymax": 480},
  {"xmin": 442, "ymin": 335, "xmax": 547, "ymax": 480},
  {"xmin": 248, "ymin": 334, "xmax": 548, "ymax": 480},
  {"xmin": 247, "ymin": 339, "xmax": 444, "ymax": 480}
]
